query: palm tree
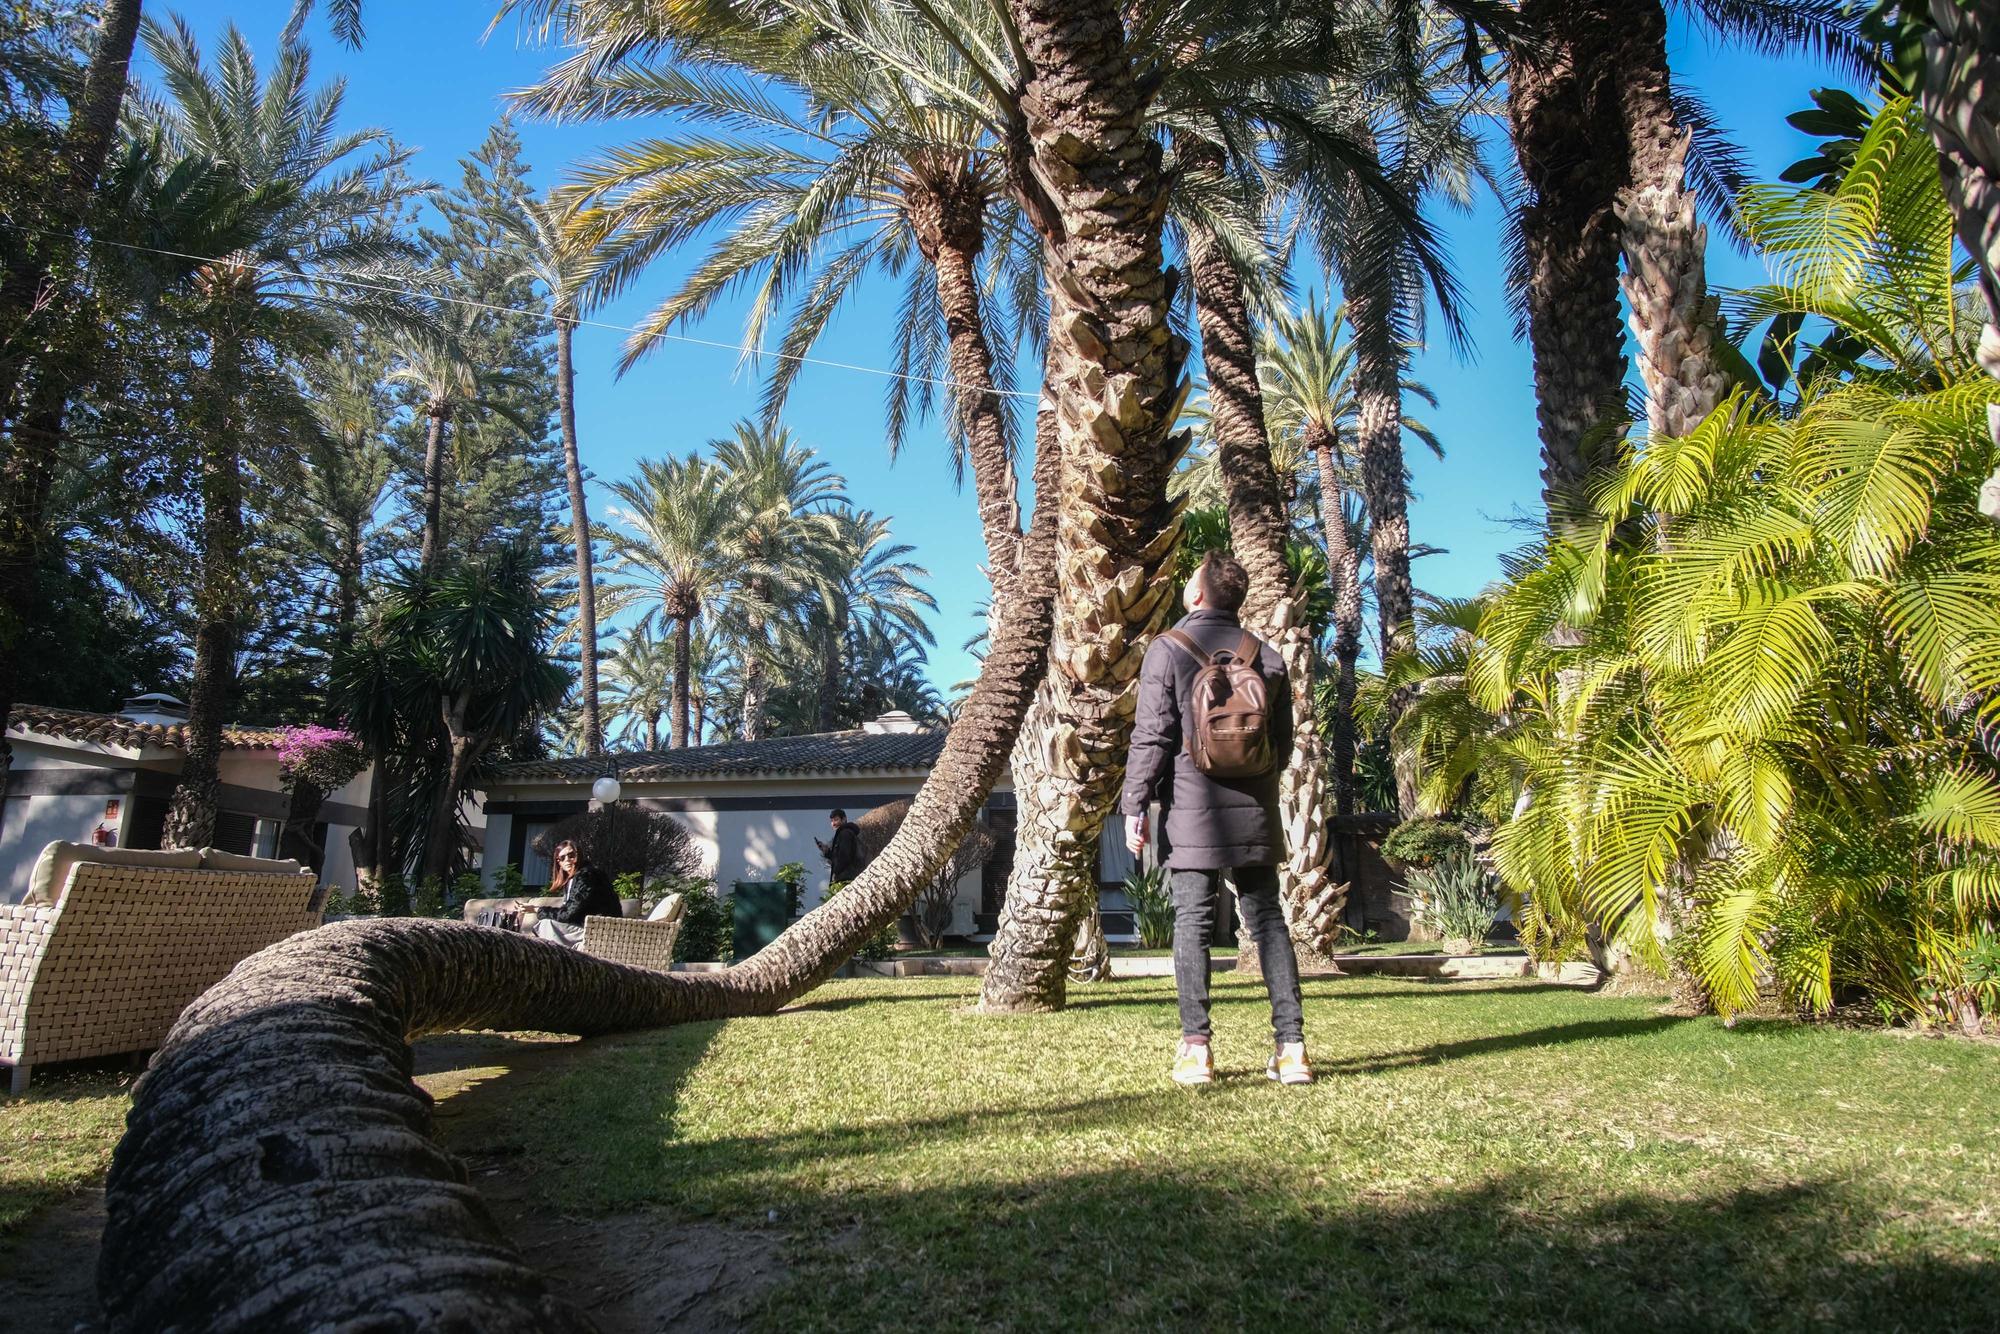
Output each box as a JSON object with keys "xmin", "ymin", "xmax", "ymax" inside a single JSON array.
[
  {"xmin": 516, "ymin": 19, "xmax": 1040, "ymax": 604},
  {"xmin": 600, "ymin": 623, "xmax": 673, "ymax": 750},
  {"xmin": 1257, "ymin": 295, "xmax": 1441, "ymax": 812},
  {"xmin": 136, "ymin": 19, "xmax": 425, "ymax": 850},
  {"xmin": 812, "ymin": 507, "xmax": 938, "ymax": 731},
  {"xmin": 595, "ymin": 453, "xmax": 745, "ymax": 748},
  {"xmin": 710, "ymin": 421, "xmax": 847, "ymax": 740},
  {"xmin": 286, "ymin": 348, "xmax": 393, "ymax": 665},
  {"xmin": 511, "ymin": 191, "xmax": 605, "ymax": 754},
  {"xmin": 1505, "ymin": 0, "xmax": 1864, "ymax": 526}
]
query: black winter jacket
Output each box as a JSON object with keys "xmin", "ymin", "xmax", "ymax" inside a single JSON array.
[
  {"xmin": 1118, "ymin": 609, "xmax": 1294, "ymax": 870},
  {"xmin": 546, "ymin": 863, "xmax": 621, "ymax": 925}
]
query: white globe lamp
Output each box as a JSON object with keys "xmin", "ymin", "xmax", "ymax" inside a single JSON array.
[{"xmin": 591, "ymin": 775, "xmax": 622, "ymax": 805}]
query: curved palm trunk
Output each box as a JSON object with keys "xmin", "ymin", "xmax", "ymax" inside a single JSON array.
[
  {"xmin": 163, "ymin": 332, "xmax": 247, "ymax": 851},
  {"xmin": 671, "ymin": 615, "xmax": 692, "ymax": 747},
  {"xmin": 1615, "ymin": 2, "xmax": 1726, "ymax": 441},
  {"xmin": 1179, "ymin": 166, "xmax": 1342, "ymax": 958},
  {"xmin": 979, "ymin": 0, "xmax": 1185, "ymax": 1013},
  {"xmin": 924, "ymin": 200, "xmax": 1023, "ymax": 598},
  {"xmin": 97, "ymin": 369, "xmax": 1069, "ymax": 1334},
  {"xmin": 1509, "ymin": 0, "xmax": 1633, "ymax": 532},
  {"xmin": 1914, "ymin": 2, "xmax": 2000, "ymax": 516},
  {"xmin": 556, "ymin": 316, "xmax": 603, "ymax": 754},
  {"xmin": 1312, "ymin": 427, "xmax": 1363, "ymax": 816},
  {"xmin": 417, "ymin": 404, "xmax": 448, "ymax": 576}
]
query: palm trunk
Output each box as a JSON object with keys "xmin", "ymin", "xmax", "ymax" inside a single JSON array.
[
  {"xmin": 924, "ymin": 197, "xmax": 1022, "ymax": 598},
  {"xmin": 817, "ymin": 620, "xmax": 843, "ymax": 732},
  {"xmin": 1914, "ymin": 2, "xmax": 2000, "ymax": 516},
  {"xmin": 671, "ymin": 615, "xmax": 692, "ymax": 747},
  {"xmin": 1313, "ymin": 427, "xmax": 1362, "ymax": 816},
  {"xmin": 1179, "ymin": 170, "xmax": 1342, "ymax": 959},
  {"xmin": 556, "ymin": 316, "xmax": 602, "ymax": 754},
  {"xmin": 334, "ymin": 511, "xmax": 364, "ymax": 662},
  {"xmin": 741, "ymin": 583, "xmax": 769, "ymax": 741},
  {"xmin": 1615, "ymin": 2, "xmax": 1726, "ymax": 441},
  {"xmin": 0, "ymin": 0, "xmax": 142, "ymax": 431},
  {"xmin": 979, "ymin": 0, "xmax": 1185, "ymax": 1013},
  {"xmin": 419, "ymin": 701, "xmax": 477, "ymax": 888},
  {"xmin": 644, "ymin": 710, "xmax": 660, "ymax": 752},
  {"xmin": 97, "ymin": 356, "xmax": 1072, "ymax": 1334},
  {"xmin": 1509, "ymin": 0, "xmax": 1634, "ymax": 532},
  {"xmin": 163, "ymin": 331, "xmax": 247, "ymax": 852},
  {"xmin": 417, "ymin": 405, "xmax": 447, "ymax": 576}
]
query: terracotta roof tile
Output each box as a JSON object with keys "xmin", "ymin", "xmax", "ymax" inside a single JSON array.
[
  {"xmin": 8, "ymin": 704, "xmax": 287, "ymax": 752},
  {"xmin": 492, "ymin": 729, "xmax": 947, "ymax": 784}
]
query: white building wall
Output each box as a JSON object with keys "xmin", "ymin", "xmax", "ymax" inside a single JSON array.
[{"xmin": 0, "ymin": 794, "xmax": 111, "ymax": 902}]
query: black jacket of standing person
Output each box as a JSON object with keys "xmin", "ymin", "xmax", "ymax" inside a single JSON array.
[
  {"xmin": 1118, "ymin": 607, "xmax": 1294, "ymax": 869},
  {"xmin": 825, "ymin": 820, "xmax": 863, "ymax": 882},
  {"xmin": 546, "ymin": 858, "xmax": 621, "ymax": 925}
]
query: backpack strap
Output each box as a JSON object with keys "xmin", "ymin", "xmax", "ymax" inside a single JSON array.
[
  {"xmin": 1160, "ymin": 628, "xmax": 1208, "ymax": 664},
  {"xmin": 1233, "ymin": 631, "xmax": 1262, "ymax": 666}
]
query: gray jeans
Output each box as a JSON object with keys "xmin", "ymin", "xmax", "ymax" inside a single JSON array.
[{"xmin": 1171, "ymin": 865, "xmax": 1304, "ymax": 1045}]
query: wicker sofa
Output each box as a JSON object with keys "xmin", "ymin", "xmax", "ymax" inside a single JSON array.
[
  {"xmin": 460, "ymin": 892, "xmax": 687, "ymax": 972},
  {"xmin": 1, "ymin": 842, "xmax": 322, "ymax": 1093}
]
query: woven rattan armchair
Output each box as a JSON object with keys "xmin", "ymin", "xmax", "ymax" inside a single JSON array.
[
  {"xmin": 579, "ymin": 894, "xmax": 686, "ymax": 972},
  {"xmin": 2, "ymin": 845, "xmax": 322, "ymax": 1093}
]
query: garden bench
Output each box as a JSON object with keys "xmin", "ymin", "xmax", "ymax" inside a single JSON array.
[
  {"xmin": 1, "ymin": 842, "xmax": 322, "ymax": 1093},
  {"xmin": 460, "ymin": 891, "xmax": 686, "ymax": 972}
]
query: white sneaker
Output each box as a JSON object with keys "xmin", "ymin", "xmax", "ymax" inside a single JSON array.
[
  {"xmin": 1171, "ymin": 1039, "xmax": 1215, "ymax": 1085},
  {"xmin": 1266, "ymin": 1042, "xmax": 1313, "ymax": 1085}
]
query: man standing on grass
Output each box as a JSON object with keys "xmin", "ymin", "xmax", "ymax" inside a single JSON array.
[{"xmin": 1122, "ymin": 552, "xmax": 1311, "ymax": 1086}]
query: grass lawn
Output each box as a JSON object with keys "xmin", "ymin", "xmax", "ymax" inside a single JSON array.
[{"xmin": 5, "ymin": 975, "xmax": 1996, "ymax": 1330}]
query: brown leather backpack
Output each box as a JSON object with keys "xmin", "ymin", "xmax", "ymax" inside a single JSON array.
[{"xmin": 1161, "ymin": 629, "xmax": 1275, "ymax": 778}]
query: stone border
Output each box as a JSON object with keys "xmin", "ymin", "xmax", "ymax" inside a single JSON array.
[{"xmin": 669, "ymin": 954, "xmax": 1599, "ymax": 984}]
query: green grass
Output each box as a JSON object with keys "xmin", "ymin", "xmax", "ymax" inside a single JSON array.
[
  {"xmin": 418, "ymin": 976, "xmax": 1998, "ymax": 1331},
  {"xmin": 0, "ymin": 1066, "xmax": 135, "ymax": 1236}
]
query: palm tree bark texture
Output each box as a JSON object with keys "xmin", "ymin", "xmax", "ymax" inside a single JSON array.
[
  {"xmin": 978, "ymin": 0, "xmax": 1185, "ymax": 1013},
  {"xmin": 907, "ymin": 170, "xmax": 1025, "ymax": 599},
  {"xmin": 1507, "ymin": 0, "xmax": 1634, "ymax": 532},
  {"xmin": 1614, "ymin": 1, "xmax": 1728, "ymax": 443},
  {"xmin": 97, "ymin": 420, "xmax": 1067, "ymax": 1334},
  {"xmin": 1311, "ymin": 425, "xmax": 1364, "ymax": 818},
  {"xmin": 1176, "ymin": 134, "xmax": 1344, "ymax": 961},
  {"xmin": 1912, "ymin": 1, "xmax": 2000, "ymax": 518}
]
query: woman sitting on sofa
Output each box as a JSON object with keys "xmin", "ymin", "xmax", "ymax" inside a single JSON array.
[{"xmin": 534, "ymin": 840, "xmax": 621, "ymax": 947}]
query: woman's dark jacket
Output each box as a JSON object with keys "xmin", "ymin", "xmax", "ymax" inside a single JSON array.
[
  {"xmin": 546, "ymin": 863, "xmax": 621, "ymax": 925},
  {"xmin": 1118, "ymin": 608, "xmax": 1294, "ymax": 870}
]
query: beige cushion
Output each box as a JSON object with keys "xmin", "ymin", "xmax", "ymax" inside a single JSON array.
[
  {"xmin": 198, "ymin": 848, "xmax": 305, "ymax": 876},
  {"xmin": 23, "ymin": 841, "xmax": 202, "ymax": 906},
  {"xmin": 647, "ymin": 893, "xmax": 686, "ymax": 923}
]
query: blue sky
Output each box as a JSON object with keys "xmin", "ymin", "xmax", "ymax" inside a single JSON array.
[{"xmin": 156, "ymin": 3, "xmax": 1856, "ymax": 699}]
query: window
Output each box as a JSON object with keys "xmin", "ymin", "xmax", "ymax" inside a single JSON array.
[
  {"xmin": 212, "ymin": 810, "xmax": 258, "ymax": 857},
  {"xmin": 520, "ymin": 821, "xmax": 555, "ymax": 887}
]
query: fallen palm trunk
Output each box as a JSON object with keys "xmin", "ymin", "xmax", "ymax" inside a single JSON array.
[{"xmin": 98, "ymin": 446, "xmax": 1062, "ymax": 1332}]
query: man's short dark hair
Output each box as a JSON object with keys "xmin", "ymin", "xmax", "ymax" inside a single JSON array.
[
  {"xmin": 829, "ymin": 808, "xmax": 847, "ymax": 821},
  {"xmin": 1197, "ymin": 553, "xmax": 1250, "ymax": 614}
]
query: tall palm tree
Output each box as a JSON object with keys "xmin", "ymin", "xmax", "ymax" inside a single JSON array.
[
  {"xmin": 710, "ymin": 421, "xmax": 847, "ymax": 740},
  {"xmin": 813, "ymin": 507, "xmax": 938, "ymax": 731},
  {"xmin": 1258, "ymin": 295, "xmax": 1441, "ymax": 813},
  {"xmin": 291, "ymin": 348, "xmax": 393, "ymax": 665},
  {"xmin": 516, "ymin": 21, "xmax": 1041, "ymax": 604},
  {"xmin": 600, "ymin": 622, "xmax": 673, "ymax": 750},
  {"xmin": 595, "ymin": 452, "xmax": 745, "ymax": 748},
  {"xmin": 136, "ymin": 19, "xmax": 425, "ymax": 850},
  {"xmin": 511, "ymin": 191, "xmax": 605, "ymax": 754},
  {"xmin": 1505, "ymin": 0, "xmax": 1863, "ymax": 526}
]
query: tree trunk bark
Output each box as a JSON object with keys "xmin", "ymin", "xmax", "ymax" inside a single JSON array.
[
  {"xmin": 96, "ymin": 352, "xmax": 1071, "ymax": 1334},
  {"xmin": 0, "ymin": 0, "xmax": 142, "ymax": 431},
  {"xmin": 556, "ymin": 318, "xmax": 603, "ymax": 754},
  {"xmin": 417, "ymin": 405, "xmax": 447, "ymax": 577},
  {"xmin": 163, "ymin": 331, "xmax": 247, "ymax": 852},
  {"xmin": 1509, "ymin": 0, "xmax": 1634, "ymax": 533},
  {"xmin": 923, "ymin": 202, "xmax": 1023, "ymax": 599},
  {"xmin": 1177, "ymin": 165, "xmax": 1342, "ymax": 959},
  {"xmin": 1913, "ymin": 1, "xmax": 2000, "ymax": 518},
  {"xmin": 334, "ymin": 512, "xmax": 364, "ymax": 663},
  {"xmin": 1312, "ymin": 428, "xmax": 1362, "ymax": 816},
  {"xmin": 671, "ymin": 615, "xmax": 691, "ymax": 748},
  {"xmin": 741, "ymin": 583, "xmax": 769, "ymax": 741},
  {"xmin": 418, "ymin": 710, "xmax": 476, "ymax": 889},
  {"xmin": 817, "ymin": 617, "xmax": 843, "ymax": 733},
  {"xmin": 1615, "ymin": 2, "xmax": 1727, "ymax": 442},
  {"xmin": 979, "ymin": 0, "xmax": 1185, "ymax": 1013}
]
